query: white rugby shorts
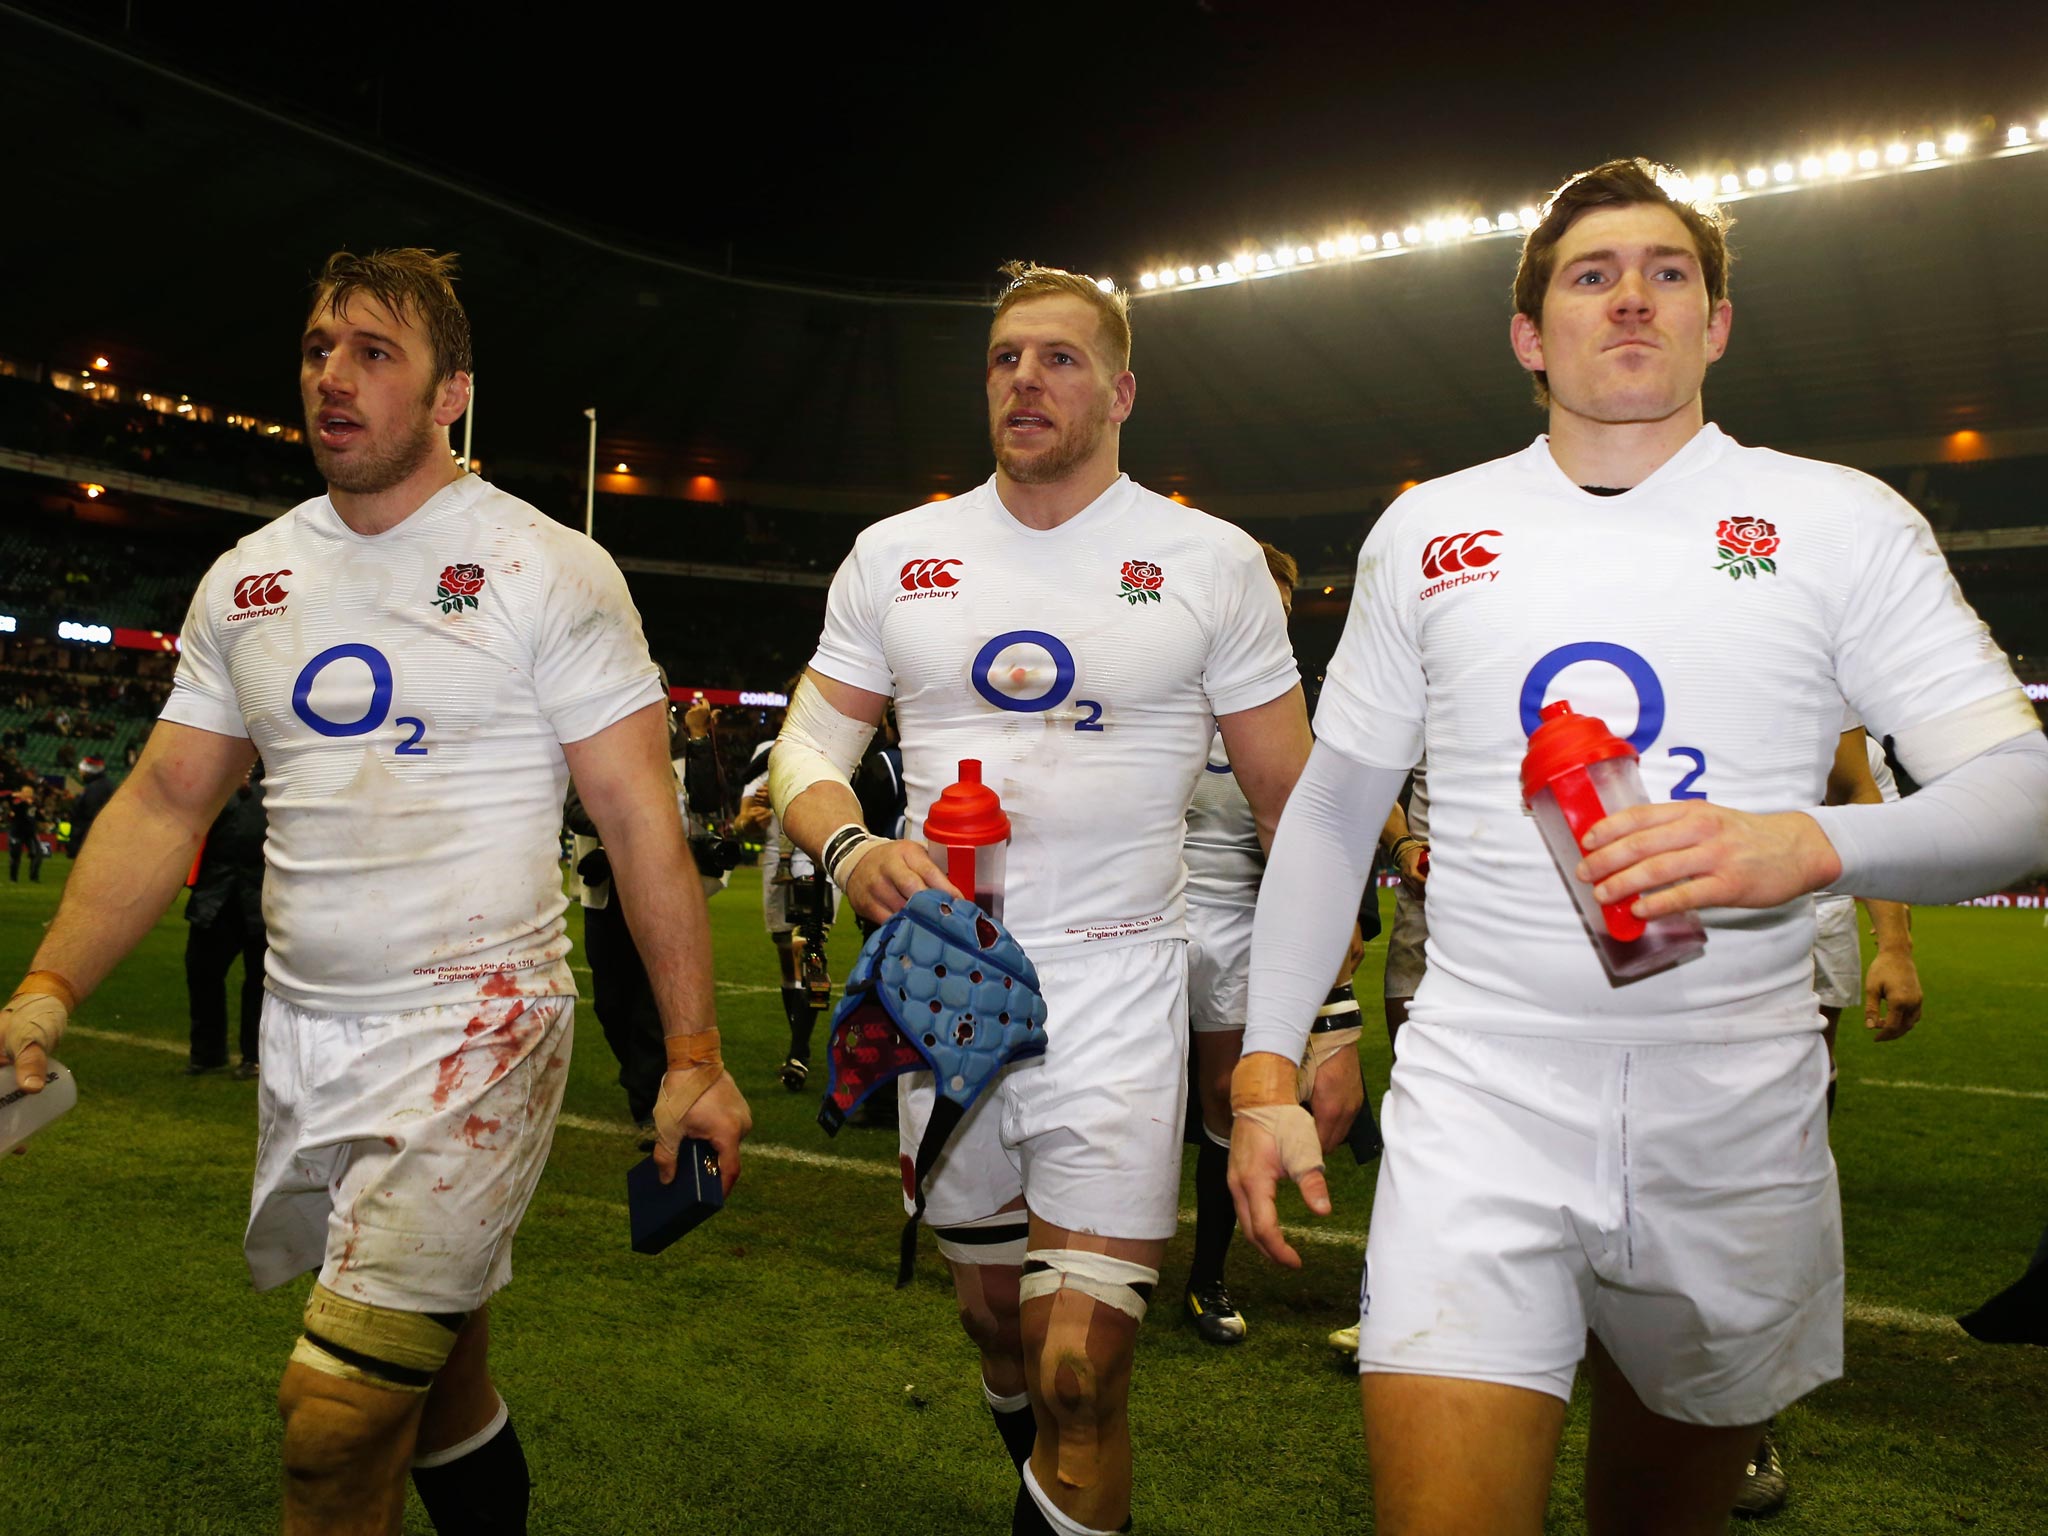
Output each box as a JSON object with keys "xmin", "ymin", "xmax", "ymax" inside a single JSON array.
[
  {"xmin": 899, "ymin": 938, "xmax": 1189, "ymax": 1242},
  {"xmin": 246, "ymin": 992, "xmax": 574, "ymax": 1313},
  {"xmin": 1357, "ymin": 1022, "xmax": 1843, "ymax": 1427},
  {"xmin": 1812, "ymin": 895, "xmax": 1860, "ymax": 1010},
  {"xmin": 1186, "ymin": 900, "xmax": 1252, "ymax": 1034},
  {"xmin": 1382, "ymin": 888, "xmax": 1428, "ymax": 1001}
]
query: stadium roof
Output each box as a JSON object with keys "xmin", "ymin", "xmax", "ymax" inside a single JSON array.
[{"xmin": 5, "ymin": 5, "xmax": 2046, "ymax": 520}]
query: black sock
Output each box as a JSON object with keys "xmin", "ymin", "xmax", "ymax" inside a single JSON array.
[
  {"xmin": 1013, "ymin": 1479, "xmax": 1057, "ymax": 1536},
  {"xmin": 413, "ymin": 1412, "xmax": 530, "ymax": 1535},
  {"xmin": 989, "ymin": 1397, "xmax": 1036, "ymax": 1472},
  {"xmin": 781, "ymin": 987, "xmax": 817, "ymax": 1062},
  {"xmin": 1190, "ymin": 1138, "xmax": 1235, "ymax": 1289},
  {"xmin": 1826, "ymin": 1073, "xmax": 1837, "ymax": 1119}
]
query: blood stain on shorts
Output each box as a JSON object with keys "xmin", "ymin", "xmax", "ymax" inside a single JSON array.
[
  {"xmin": 481, "ymin": 967, "xmax": 522, "ymax": 997},
  {"xmin": 460, "ymin": 1114, "xmax": 503, "ymax": 1150}
]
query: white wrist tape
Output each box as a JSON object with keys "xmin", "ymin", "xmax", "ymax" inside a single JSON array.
[{"xmin": 767, "ymin": 675, "xmax": 878, "ymax": 824}]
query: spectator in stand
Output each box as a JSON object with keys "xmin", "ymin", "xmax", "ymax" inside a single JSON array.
[
  {"xmin": 186, "ymin": 764, "xmax": 268, "ymax": 1079},
  {"xmin": 8, "ymin": 786, "xmax": 43, "ymax": 883},
  {"xmin": 67, "ymin": 755, "xmax": 113, "ymax": 856}
]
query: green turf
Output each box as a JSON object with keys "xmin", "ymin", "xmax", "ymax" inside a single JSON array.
[{"xmin": 2, "ymin": 866, "xmax": 2044, "ymax": 1532}]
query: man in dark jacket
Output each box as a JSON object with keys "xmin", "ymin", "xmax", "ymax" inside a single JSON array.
[
  {"xmin": 67, "ymin": 756, "xmax": 115, "ymax": 857},
  {"xmin": 185, "ymin": 767, "xmax": 268, "ymax": 1077},
  {"xmin": 8, "ymin": 787, "xmax": 43, "ymax": 883}
]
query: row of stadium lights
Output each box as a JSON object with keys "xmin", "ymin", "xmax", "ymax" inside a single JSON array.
[{"xmin": 1122, "ymin": 120, "xmax": 2048, "ymax": 296}]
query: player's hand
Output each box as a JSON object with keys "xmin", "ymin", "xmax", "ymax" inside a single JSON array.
[
  {"xmin": 732, "ymin": 797, "xmax": 772, "ymax": 839},
  {"xmin": 1228, "ymin": 1052, "xmax": 1331, "ymax": 1270},
  {"xmin": 655, "ymin": 1070, "xmax": 751, "ymax": 1196},
  {"xmin": 1862, "ymin": 950, "xmax": 1923, "ymax": 1041},
  {"xmin": 1306, "ymin": 1041, "xmax": 1365, "ymax": 1154},
  {"xmin": 1397, "ymin": 840, "xmax": 1430, "ymax": 896},
  {"xmin": 683, "ymin": 700, "xmax": 714, "ymax": 739},
  {"xmin": 841, "ymin": 838, "xmax": 961, "ymax": 925},
  {"xmin": 2, "ymin": 979, "xmax": 74, "ymax": 1094},
  {"xmin": 1577, "ymin": 802, "xmax": 1841, "ymax": 920}
]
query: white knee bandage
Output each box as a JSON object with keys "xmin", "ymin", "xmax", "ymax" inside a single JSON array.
[
  {"xmin": 1019, "ymin": 1249, "xmax": 1159, "ymax": 1321},
  {"xmin": 767, "ymin": 676, "xmax": 878, "ymax": 823}
]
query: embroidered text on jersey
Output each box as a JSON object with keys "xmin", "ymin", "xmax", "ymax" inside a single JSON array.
[
  {"xmin": 228, "ymin": 569, "xmax": 292, "ymax": 622},
  {"xmin": 1712, "ymin": 518, "xmax": 1779, "ymax": 580},
  {"xmin": 1118, "ymin": 559, "xmax": 1165, "ymax": 605},
  {"xmin": 1418, "ymin": 532, "xmax": 1503, "ymax": 602},
  {"xmin": 434, "ymin": 562, "xmax": 487, "ymax": 614}
]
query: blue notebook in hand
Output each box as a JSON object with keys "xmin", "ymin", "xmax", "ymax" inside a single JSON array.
[{"xmin": 626, "ymin": 1138, "xmax": 724, "ymax": 1254}]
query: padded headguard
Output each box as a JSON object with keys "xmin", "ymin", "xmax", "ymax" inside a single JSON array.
[{"xmin": 817, "ymin": 888, "xmax": 1049, "ymax": 1284}]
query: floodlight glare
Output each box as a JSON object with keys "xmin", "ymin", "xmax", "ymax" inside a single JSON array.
[
  {"xmin": 1943, "ymin": 131, "xmax": 1968, "ymax": 154},
  {"xmin": 1255, "ymin": 253, "xmax": 1275, "ymax": 270},
  {"xmin": 1139, "ymin": 272, "xmax": 1158, "ymax": 290},
  {"xmin": 1826, "ymin": 150, "xmax": 1851, "ymax": 174},
  {"xmin": 1216, "ymin": 261, "xmax": 1234, "ymax": 278},
  {"xmin": 1720, "ymin": 173, "xmax": 1740, "ymax": 193},
  {"xmin": 1402, "ymin": 226, "xmax": 1420, "ymax": 242},
  {"xmin": 1096, "ymin": 276, "xmax": 1116, "ymax": 293},
  {"xmin": 1160, "ymin": 267, "xmax": 1178, "ymax": 285},
  {"xmin": 1197, "ymin": 264, "xmax": 1214, "ymax": 280},
  {"xmin": 1471, "ymin": 216, "xmax": 1492, "ymax": 235},
  {"xmin": 1177, "ymin": 266, "xmax": 1195, "ymax": 283},
  {"xmin": 1799, "ymin": 156, "xmax": 1823, "ymax": 177},
  {"xmin": 1773, "ymin": 162, "xmax": 1794, "ymax": 182},
  {"xmin": 1337, "ymin": 234, "xmax": 1359, "ymax": 254},
  {"xmin": 1296, "ymin": 245, "xmax": 1314, "ymax": 262},
  {"xmin": 2008, "ymin": 125, "xmax": 2030, "ymax": 146},
  {"xmin": 1517, "ymin": 207, "xmax": 1539, "ymax": 227},
  {"xmin": 1360, "ymin": 234, "xmax": 1378, "ymax": 251},
  {"xmin": 1424, "ymin": 219, "xmax": 1445, "ymax": 242},
  {"xmin": 1884, "ymin": 142, "xmax": 1908, "ymax": 164},
  {"xmin": 1916, "ymin": 140, "xmax": 1938, "ymax": 160},
  {"xmin": 2039, "ymin": 118, "xmax": 2048, "ymax": 138},
  {"xmin": 1382, "ymin": 231, "xmax": 1399, "ymax": 247},
  {"xmin": 1317, "ymin": 239, "xmax": 1337, "ymax": 258},
  {"xmin": 1857, "ymin": 148, "xmax": 1878, "ymax": 169},
  {"xmin": 1743, "ymin": 166, "xmax": 1765, "ymax": 186},
  {"xmin": 1276, "ymin": 246, "xmax": 1295, "ymax": 266}
]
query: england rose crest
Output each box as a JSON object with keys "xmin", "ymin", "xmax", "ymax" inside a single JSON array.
[
  {"xmin": 434, "ymin": 562, "xmax": 487, "ymax": 613},
  {"xmin": 1117, "ymin": 559, "xmax": 1165, "ymax": 605},
  {"xmin": 1711, "ymin": 519, "xmax": 1778, "ymax": 580}
]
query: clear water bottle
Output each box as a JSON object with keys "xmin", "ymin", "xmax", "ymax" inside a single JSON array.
[
  {"xmin": 1521, "ymin": 700, "xmax": 1706, "ymax": 982},
  {"xmin": 0, "ymin": 1058, "xmax": 78, "ymax": 1156},
  {"xmin": 923, "ymin": 759, "xmax": 1010, "ymax": 922}
]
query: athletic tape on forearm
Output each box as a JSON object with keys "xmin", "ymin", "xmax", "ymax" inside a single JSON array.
[
  {"xmin": 1232, "ymin": 1051, "xmax": 1325, "ymax": 1181},
  {"xmin": 1241, "ymin": 742, "xmax": 1409, "ymax": 1061},
  {"xmin": 1296, "ymin": 1024, "xmax": 1362, "ymax": 1102},
  {"xmin": 822, "ymin": 822, "xmax": 887, "ymax": 889},
  {"xmin": 767, "ymin": 677, "xmax": 878, "ymax": 824},
  {"xmin": 1807, "ymin": 731, "xmax": 2048, "ymax": 904},
  {"xmin": 2, "ymin": 971, "xmax": 78, "ymax": 1059},
  {"xmin": 653, "ymin": 1027, "xmax": 724, "ymax": 1148}
]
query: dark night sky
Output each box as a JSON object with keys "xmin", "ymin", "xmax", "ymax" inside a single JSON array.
[{"xmin": 19, "ymin": 0, "xmax": 2048, "ymax": 290}]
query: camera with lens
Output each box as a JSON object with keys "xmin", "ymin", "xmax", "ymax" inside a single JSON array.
[{"xmin": 688, "ymin": 832, "xmax": 746, "ymax": 876}]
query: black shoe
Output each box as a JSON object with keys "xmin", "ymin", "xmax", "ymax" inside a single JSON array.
[
  {"xmin": 1733, "ymin": 1429, "xmax": 1788, "ymax": 1518},
  {"xmin": 184, "ymin": 1061, "xmax": 227, "ymax": 1076},
  {"xmin": 231, "ymin": 1061, "xmax": 260, "ymax": 1081},
  {"xmin": 1185, "ymin": 1280, "xmax": 1247, "ymax": 1344},
  {"xmin": 778, "ymin": 1057, "xmax": 809, "ymax": 1092}
]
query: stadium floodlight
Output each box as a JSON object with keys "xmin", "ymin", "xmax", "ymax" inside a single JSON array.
[
  {"xmin": 1296, "ymin": 245, "xmax": 1314, "ymax": 262},
  {"xmin": 2008, "ymin": 125, "xmax": 2030, "ymax": 147},
  {"xmin": 1337, "ymin": 233, "xmax": 1359, "ymax": 255},
  {"xmin": 1275, "ymin": 246, "xmax": 1295, "ymax": 266},
  {"xmin": 1857, "ymin": 148, "xmax": 1878, "ymax": 169},
  {"xmin": 1255, "ymin": 252, "xmax": 1275, "ymax": 270},
  {"xmin": 1403, "ymin": 225, "xmax": 1421, "ymax": 243},
  {"xmin": 1160, "ymin": 267, "xmax": 1178, "ymax": 285},
  {"xmin": 1917, "ymin": 140, "xmax": 1938, "ymax": 160},
  {"xmin": 1826, "ymin": 150, "xmax": 1851, "ymax": 174},
  {"xmin": 1197, "ymin": 263, "xmax": 1214, "ymax": 281},
  {"xmin": 1943, "ymin": 130, "xmax": 1969, "ymax": 154},
  {"xmin": 1139, "ymin": 272, "xmax": 1158, "ymax": 290},
  {"xmin": 1216, "ymin": 261, "xmax": 1236, "ymax": 278},
  {"xmin": 1424, "ymin": 219, "xmax": 1445, "ymax": 242},
  {"xmin": 1497, "ymin": 210, "xmax": 1516, "ymax": 229},
  {"xmin": 1773, "ymin": 161, "xmax": 1794, "ymax": 182},
  {"xmin": 1720, "ymin": 173, "xmax": 1741, "ymax": 193},
  {"xmin": 1382, "ymin": 230, "xmax": 1400, "ymax": 248},
  {"xmin": 1800, "ymin": 156, "xmax": 1823, "ymax": 178},
  {"xmin": 1095, "ymin": 276, "xmax": 1116, "ymax": 293},
  {"xmin": 1177, "ymin": 265, "xmax": 1195, "ymax": 283},
  {"xmin": 1518, "ymin": 206, "xmax": 1539, "ymax": 227},
  {"xmin": 1317, "ymin": 239, "xmax": 1337, "ymax": 258},
  {"xmin": 613, "ymin": 462, "xmax": 630, "ymax": 474},
  {"xmin": 2039, "ymin": 118, "xmax": 2048, "ymax": 138},
  {"xmin": 1884, "ymin": 142, "xmax": 1909, "ymax": 164},
  {"xmin": 1471, "ymin": 216, "xmax": 1492, "ymax": 235},
  {"xmin": 1360, "ymin": 234, "xmax": 1378, "ymax": 251},
  {"xmin": 1745, "ymin": 166, "xmax": 1767, "ymax": 186},
  {"xmin": 92, "ymin": 355, "xmax": 109, "ymax": 370}
]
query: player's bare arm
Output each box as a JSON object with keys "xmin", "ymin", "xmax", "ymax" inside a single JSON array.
[
  {"xmin": 2, "ymin": 721, "xmax": 255, "ymax": 1092},
  {"xmin": 771, "ymin": 668, "xmax": 958, "ymax": 924},
  {"xmin": 1824, "ymin": 727, "xmax": 1921, "ymax": 1039},
  {"xmin": 1214, "ymin": 684, "xmax": 1312, "ymax": 854},
  {"xmin": 563, "ymin": 701, "xmax": 751, "ymax": 1191}
]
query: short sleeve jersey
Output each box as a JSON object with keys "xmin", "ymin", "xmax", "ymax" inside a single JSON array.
[
  {"xmin": 810, "ymin": 473, "xmax": 1298, "ymax": 958},
  {"xmin": 1184, "ymin": 728, "xmax": 1263, "ymax": 913},
  {"xmin": 1315, "ymin": 425, "xmax": 2023, "ymax": 1043},
  {"xmin": 161, "ymin": 476, "xmax": 663, "ymax": 1012}
]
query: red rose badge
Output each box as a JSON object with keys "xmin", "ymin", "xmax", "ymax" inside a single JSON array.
[
  {"xmin": 1712, "ymin": 518, "xmax": 1778, "ymax": 580},
  {"xmin": 434, "ymin": 562, "xmax": 487, "ymax": 614},
  {"xmin": 1117, "ymin": 559, "xmax": 1165, "ymax": 605}
]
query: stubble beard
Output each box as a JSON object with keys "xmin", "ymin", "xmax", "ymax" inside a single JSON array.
[
  {"xmin": 308, "ymin": 404, "xmax": 440, "ymax": 496},
  {"xmin": 992, "ymin": 410, "xmax": 1107, "ymax": 486}
]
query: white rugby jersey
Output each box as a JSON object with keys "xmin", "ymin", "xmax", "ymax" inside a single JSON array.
[
  {"xmin": 1316, "ymin": 424, "xmax": 2022, "ymax": 1042},
  {"xmin": 1185, "ymin": 728, "xmax": 1263, "ymax": 912},
  {"xmin": 162, "ymin": 476, "xmax": 663, "ymax": 1012},
  {"xmin": 811, "ymin": 473, "xmax": 1298, "ymax": 958}
]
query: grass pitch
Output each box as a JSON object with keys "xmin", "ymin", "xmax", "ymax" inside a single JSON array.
[{"xmin": 2, "ymin": 865, "xmax": 2044, "ymax": 1533}]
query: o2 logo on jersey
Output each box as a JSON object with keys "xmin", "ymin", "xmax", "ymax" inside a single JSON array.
[
  {"xmin": 292, "ymin": 644, "xmax": 429, "ymax": 755},
  {"xmin": 971, "ymin": 630, "xmax": 1104, "ymax": 731},
  {"xmin": 1518, "ymin": 641, "xmax": 1706, "ymax": 799}
]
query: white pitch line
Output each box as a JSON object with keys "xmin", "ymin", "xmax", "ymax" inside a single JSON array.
[
  {"xmin": 570, "ymin": 963, "xmax": 781, "ymax": 996},
  {"xmin": 1858, "ymin": 1078, "xmax": 2048, "ymax": 1102},
  {"xmin": 42, "ymin": 1026, "xmax": 1995, "ymax": 1337}
]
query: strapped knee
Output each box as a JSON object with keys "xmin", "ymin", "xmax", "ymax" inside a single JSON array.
[
  {"xmin": 1019, "ymin": 1249, "xmax": 1157, "ymax": 1490},
  {"xmin": 290, "ymin": 1283, "xmax": 467, "ymax": 1395}
]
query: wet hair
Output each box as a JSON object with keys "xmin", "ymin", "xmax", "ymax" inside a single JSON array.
[
  {"xmin": 309, "ymin": 248, "xmax": 473, "ymax": 384},
  {"xmin": 992, "ymin": 260, "xmax": 1132, "ymax": 374}
]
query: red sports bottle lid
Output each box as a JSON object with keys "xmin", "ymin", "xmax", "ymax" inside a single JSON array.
[
  {"xmin": 924, "ymin": 759, "xmax": 1010, "ymax": 847},
  {"xmin": 1519, "ymin": 699, "xmax": 1634, "ymax": 806}
]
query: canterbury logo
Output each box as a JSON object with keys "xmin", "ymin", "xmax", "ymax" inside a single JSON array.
[
  {"xmin": 1420, "ymin": 532, "xmax": 1500, "ymax": 579},
  {"xmin": 899, "ymin": 558, "xmax": 963, "ymax": 591},
  {"xmin": 233, "ymin": 570, "xmax": 292, "ymax": 608}
]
